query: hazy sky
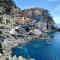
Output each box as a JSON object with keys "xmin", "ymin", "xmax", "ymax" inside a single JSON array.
[{"xmin": 14, "ymin": 0, "xmax": 60, "ymax": 24}]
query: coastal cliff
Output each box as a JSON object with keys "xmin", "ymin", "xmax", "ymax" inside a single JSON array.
[
  {"xmin": 0, "ymin": 0, "xmax": 56, "ymax": 30},
  {"xmin": 0, "ymin": 0, "xmax": 56, "ymax": 60}
]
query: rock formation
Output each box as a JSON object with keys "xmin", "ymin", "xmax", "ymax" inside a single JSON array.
[{"xmin": 0, "ymin": 0, "xmax": 56, "ymax": 30}]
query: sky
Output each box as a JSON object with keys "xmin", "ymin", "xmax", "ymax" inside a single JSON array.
[{"xmin": 14, "ymin": 0, "xmax": 60, "ymax": 24}]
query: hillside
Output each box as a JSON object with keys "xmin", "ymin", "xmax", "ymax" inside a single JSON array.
[
  {"xmin": 0, "ymin": 0, "xmax": 56, "ymax": 30},
  {"xmin": 22, "ymin": 7, "xmax": 55, "ymax": 23}
]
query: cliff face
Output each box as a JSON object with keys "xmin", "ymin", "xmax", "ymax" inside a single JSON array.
[
  {"xmin": 22, "ymin": 8, "xmax": 54, "ymax": 22},
  {"xmin": 0, "ymin": 0, "xmax": 21, "ymax": 15},
  {"xmin": 0, "ymin": 0, "xmax": 15, "ymax": 14},
  {"xmin": 0, "ymin": 0, "xmax": 21, "ymax": 29},
  {"xmin": 0, "ymin": 0, "xmax": 56, "ymax": 30},
  {"xmin": 21, "ymin": 8, "xmax": 55, "ymax": 30}
]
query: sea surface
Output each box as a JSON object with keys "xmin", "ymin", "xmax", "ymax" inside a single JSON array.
[{"xmin": 12, "ymin": 32, "xmax": 60, "ymax": 60}]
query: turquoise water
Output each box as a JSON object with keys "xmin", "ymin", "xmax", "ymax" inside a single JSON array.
[{"xmin": 12, "ymin": 32, "xmax": 60, "ymax": 60}]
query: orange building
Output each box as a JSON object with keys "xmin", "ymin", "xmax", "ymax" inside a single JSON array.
[{"xmin": 15, "ymin": 17, "xmax": 33, "ymax": 25}]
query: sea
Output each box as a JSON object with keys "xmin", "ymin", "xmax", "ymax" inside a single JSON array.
[
  {"xmin": 12, "ymin": 32, "xmax": 60, "ymax": 60},
  {"xmin": 12, "ymin": 24, "xmax": 60, "ymax": 60}
]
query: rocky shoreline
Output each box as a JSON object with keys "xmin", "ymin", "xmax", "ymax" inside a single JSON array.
[{"xmin": 0, "ymin": 28, "xmax": 52, "ymax": 60}]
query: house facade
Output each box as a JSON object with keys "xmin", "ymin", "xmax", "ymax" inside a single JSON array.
[{"xmin": 15, "ymin": 17, "xmax": 34, "ymax": 26}]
